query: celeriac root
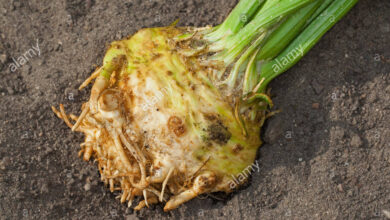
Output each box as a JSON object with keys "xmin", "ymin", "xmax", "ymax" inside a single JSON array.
[{"xmin": 51, "ymin": 27, "xmax": 262, "ymax": 211}]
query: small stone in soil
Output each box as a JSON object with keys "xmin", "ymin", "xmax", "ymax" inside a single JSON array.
[
  {"xmin": 84, "ymin": 183, "xmax": 91, "ymax": 191},
  {"xmin": 350, "ymin": 135, "xmax": 363, "ymax": 148},
  {"xmin": 311, "ymin": 80, "xmax": 324, "ymax": 94},
  {"xmin": 0, "ymin": 156, "xmax": 11, "ymax": 170},
  {"xmin": 0, "ymin": 54, "xmax": 7, "ymax": 63},
  {"xmin": 263, "ymin": 118, "xmax": 284, "ymax": 144},
  {"xmin": 382, "ymin": 210, "xmax": 390, "ymax": 219},
  {"xmin": 6, "ymin": 86, "xmax": 14, "ymax": 95},
  {"xmin": 332, "ymin": 126, "xmax": 345, "ymax": 140},
  {"xmin": 337, "ymin": 184, "xmax": 343, "ymax": 192},
  {"xmin": 21, "ymin": 65, "xmax": 31, "ymax": 75},
  {"xmin": 40, "ymin": 183, "xmax": 49, "ymax": 193}
]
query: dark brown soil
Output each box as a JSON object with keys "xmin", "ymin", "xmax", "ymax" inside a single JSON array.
[{"xmin": 0, "ymin": 0, "xmax": 389, "ymax": 219}]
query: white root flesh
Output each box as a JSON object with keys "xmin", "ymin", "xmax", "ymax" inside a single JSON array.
[
  {"xmin": 51, "ymin": 105, "xmax": 74, "ymax": 129},
  {"xmin": 121, "ymin": 190, "xmax": 129, "ymax": 203},
  {"xmin": 79, "ymin": 67, "xmax": 102, "ymax": 90},
  {"xmin": 90, "ymin": 76, "xmax": 109, "ymax": 114},
  {"xmin": 112, "ymin": 132, "xmax": 132, "ymax": 169},
  {"xmin": 134, "ymin": 197, "xmax": 158, "ymax": 211},
  {"xmin": 72, "ymin": 105, "xmax": 89, "ymax": 131},
  {"xmin": 127, "ymin": 189, "xmax": 135, "ymax": 207},
  {"xmin": 109, "ymin": 178, "xmax": 115, "ymax": 192},
  {"xmin": 164, "ymin": 171, "xmax": 216, "ymax": 211},
  {"xmin": 118, "ymin": 131, "xmax": 147, "ymax": 188},
  {"xmin": 160, "ymin": 167, "xmax": 174, "ymax": 202},
  {"xmin": 143, "ymin": 189, "xmax": 149, "ymax": 207}
]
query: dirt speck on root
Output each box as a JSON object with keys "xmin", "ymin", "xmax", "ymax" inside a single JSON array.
[
  {"xmin": 0, "ymin": 0, "xmax": 389, "ymax": 219},
  {"xmin": 207, "ymin": 122, "xmax": 232, "ymax": 145}
]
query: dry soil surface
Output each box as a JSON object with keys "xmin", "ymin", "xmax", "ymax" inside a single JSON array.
[{"xmin": 0, "ymin": 0, "xmax": 389, "ymax": 219}]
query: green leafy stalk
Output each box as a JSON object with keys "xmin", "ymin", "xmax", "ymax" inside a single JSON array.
[
  {"xmin": 240, "ymin": 0, "xmax": 326, "ymax": 94},
  {"xmin": 256, "ymin": 0, "xmax": 359, "ymax": 93},
  {"xmin": 204, "ymin": 0, "xmax": 264, "ymax": 42},
  {"xmin": 256, "ymin": 0, "xmax": 324, "ymax": 61},
  {"xmin": 210, "ymin": 0, "xmax": 314, "ymax": 57},
  {"xmin": 306, "ymin": 0, "xmax": 335, "ymax": 25}
]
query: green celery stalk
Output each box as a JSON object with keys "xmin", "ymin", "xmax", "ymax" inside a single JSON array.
[{"xmin": 257, "ymin": 0, "xmax": 359, "ymax": 93}]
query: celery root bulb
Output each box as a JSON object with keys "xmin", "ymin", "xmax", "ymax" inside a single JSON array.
[{"xmin": 53, "ymin": 27, "xmax": 264, "ymax": 211}]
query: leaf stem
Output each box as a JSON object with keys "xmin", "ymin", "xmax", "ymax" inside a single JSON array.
[
  {"xmin": 204, "ymin": 0, "xmax": 265, "ymax": 42},
  {"xmin": 257, "ymin": 0, "xmax": 359, "ymax": 93}
]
